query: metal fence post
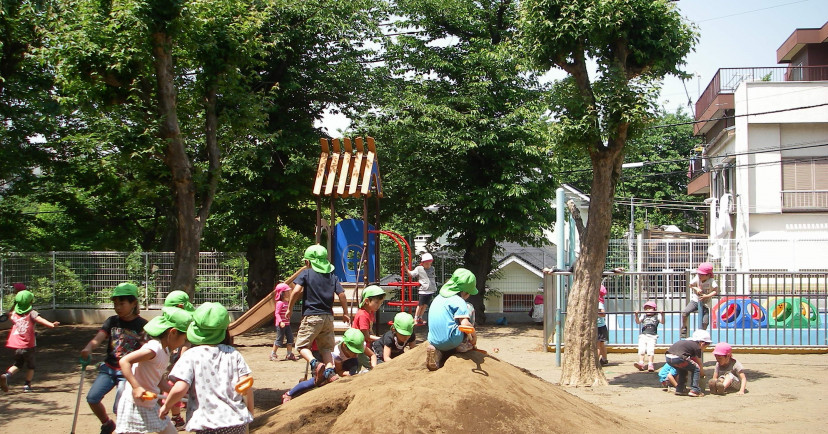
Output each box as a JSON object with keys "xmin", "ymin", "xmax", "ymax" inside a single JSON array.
[{"xmin": 51, "ymin": 252, "xmax": 56, "ymax": 310}]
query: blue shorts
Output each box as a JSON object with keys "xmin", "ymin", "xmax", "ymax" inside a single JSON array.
[{"xmin": 87, "ymin": 363, "xmax": 125, "ymax": 414}]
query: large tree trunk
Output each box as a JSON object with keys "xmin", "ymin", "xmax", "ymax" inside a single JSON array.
[
  {"xmin": 560, "ymin": 141, "xmax": 625, "ymax": 387},
  {"xmin": 152, "ymin": 30, "xmax": 200, "ymax": 295},
  {"xmin": 246, "ymin": 227, "xmax": 278, "ymax": 306},
  {"xmin": 462, "ymin": 237, "xmax": 497, "ymax": 325}
]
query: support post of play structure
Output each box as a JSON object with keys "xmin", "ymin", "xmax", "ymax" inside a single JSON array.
[{"xmin": 555, "ymin": 188, "xmax": 566, "ymax": 367}]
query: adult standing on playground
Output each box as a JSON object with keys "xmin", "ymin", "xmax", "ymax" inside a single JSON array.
[
  {"xmin": 408, "ymin": 252, "xmax": 437, "ymax": 326},
  {"xmin": 287, "ymin": 244, "xmax": 350, "ymax": 385}
]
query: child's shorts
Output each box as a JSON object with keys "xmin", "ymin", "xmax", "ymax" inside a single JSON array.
[
  {"xmin": 12, "ymin": 348, "xmax": 36, "ymax": 370},
  {"xmin": 597, "ymin": 325, "xmax": 609, "ymax": 343},
  {"xmin": 658, "ymin": 364, "xmax": 678, "ymax": 382},
  {"xmin": 418, "ymin": 292, "xmax": 434, "ymax": 306},
  {"xmin": 295, "ymin": 314, "xmax": 335, "ymax": 353},
  {"xmin": 637, "ymin": 334, "xmax": 657, "ymax": 355},
  {"xmin": 274, "ymin": 324, "xmax": 294, "ymax": 346}
]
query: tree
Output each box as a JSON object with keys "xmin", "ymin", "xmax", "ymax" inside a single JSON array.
[
  {"xmin": 520, "ymin": 0, "xmax": 696, "ymax": 385},
  {"xmin": 358, "ymin": 0, "xmax": 558, "ymax": 323}
]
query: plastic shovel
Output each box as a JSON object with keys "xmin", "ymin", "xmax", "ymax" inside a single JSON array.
[
  {"xmin": 235, "ymin": 376, "xmax": 254, "ymax": 393},
  {"xmin": 458, "ymin": 325, "xmax": 475, "ymax": 334},
  {"xmin": 70, "ymin": 356, "xmax": 92, "ymax": 434}
]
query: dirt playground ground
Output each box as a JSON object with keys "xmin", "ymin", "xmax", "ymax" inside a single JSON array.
[{"xmin": 0, "ymin": 323, "xmax": 826, "ymax": 433}]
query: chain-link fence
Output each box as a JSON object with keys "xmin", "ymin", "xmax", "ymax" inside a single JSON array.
[{"xmin": 1, "ymin": 252, "xmax": 246, "ymax": 312}]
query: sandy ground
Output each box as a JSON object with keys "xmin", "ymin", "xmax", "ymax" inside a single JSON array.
[{"xmin": 1, "ymin": 323, "xmax": 826, "ymax": 432}]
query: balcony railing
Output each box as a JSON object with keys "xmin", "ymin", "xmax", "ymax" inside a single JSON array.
[
  {"xmin": 782, "ymin": 190, "xmax": 828, "ymax": 211},
  {"xmin": 695, "ymin": 66, "xmax": 828, "ymax": 120}
]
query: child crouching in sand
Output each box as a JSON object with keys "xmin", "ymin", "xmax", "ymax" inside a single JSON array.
[
  {"xmin": 426, "ymin": 268, "xmax": 478, "ymax": 371},
  {"xmin": 709, "ymin": 342, "xmax": 747, "ymax": 395}
]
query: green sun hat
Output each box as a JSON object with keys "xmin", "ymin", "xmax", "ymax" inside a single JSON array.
[
  {"xmin": 144, "ymin": 307, "xmax": 193, "ymax": 337},
  {"xmin": 14, "ymin": 290, "xmax": 34, "ymax": 315},
  {"xmin": 164, "ymin": 290, "xmax": 195, "ymax": 312},
  {"xmin": 359, "ymin": 285, "xmax": 385, "ymax": 308},
  {"xmin": 111, "ymin": 282, "xmax": 139, "ymax": 299},
  {"xmin": 393, "ymin": 312, "xmax": 415, "ymax": 336},
  {"xmin": 304, "ymin": 244, "xmax": 334, "ymax": 273},
  {"xmin": 342, "ymin": 328, "xmax": 365, "ymax": 354},
  {"xmin": 439, "ymin": 268, "xmax": 478, "ymax": 298},
  {"xmin": 187, "ymin": 302, "xmax": 230, "ymax": 345}
]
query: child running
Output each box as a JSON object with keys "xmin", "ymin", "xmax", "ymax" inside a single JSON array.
[
  {"xmin": 270, "ymin": 283, "xmax": 297, "ymax": 361},
  {"xmin": 372, "ymin": 312, "xmax": 417, "ymax": 363},
  {"xmin": 81, "ymin": 283, "xmax": 148, "ymax": 434},
  {"xmin": 634, "ymin": 300, "xmax": 664, "ymax": 372},
  {"xmin": 0, "ymin": 290, "xmax": 60, "ymax": 393},
  {"xmin": 287, "ymin": 244, "xmax": 350, "ymax": 386},
  {"xmin": 708, "ymin": 342, "xmax": 747, "ymax": 395},
  {"xmin": 160, "ymin": 302, "xmax": 254, "ymax": 434},
  {"xmin": 665, "ymin": 329, "xmax": 711, "ymax": 397},
  {"xmin": 408, "ymin": 252, "xmax": 436, "ymax": 325},
  {"xmin": 116, "ymin": 307, "xmax": 192, "ymax": 434},
  {"xmin": 426, "ymin": 268, "xmax": 478, "ymax": 371}
]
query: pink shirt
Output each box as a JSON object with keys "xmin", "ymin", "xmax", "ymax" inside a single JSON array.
[
  {"xmin": 274, "ymin": 300, "xmax": 289, "ymax": 325},
  {"xmin": 6, "ymin": 311, "xmax": 39, "ymax": 349}
]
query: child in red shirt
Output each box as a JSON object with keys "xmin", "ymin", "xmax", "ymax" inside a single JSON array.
[{"xmin": 1, "ymin": 290, "xmax": 60, "ymax": 393}]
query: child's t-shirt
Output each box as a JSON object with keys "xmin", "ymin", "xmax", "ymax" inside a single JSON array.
[
  {"xmin": 100, "ymin": 315, "xmax": 148, "ymax": 369},
  {"xmin": 125, "ymin": 339, "xmax": 170, "ymax": 408},
  {"xmin": 667, "ymin": 339, "xmax": 702, "ymax": 359},
  {"xmin": 6, "ymin": 311, "xmax": 39, "ymax": 349},
  {"xmin": 638, "ymin": 314, "xmax": 660, "ymax": 335},
  {"xmin": 715, "ymin": 358, "xmax": 745, "ymax": 378},
  {"xmin": 427, "ymin": 294, "xmax": 471, "ymax": 351},
  {"xmin": 294, "ymin": 268, "xmax": 344, "ymax": 316},
  {"xmin": 169, "ymin": 344, "xmax": 253, "ymax": 431},
  {"xmin": 689, "ymin": 275, "xmax": 719, "ymax": 307},
  {"xmin": 597, "ymin": 302, "xmax": 606, "ymax": 328},
  {"xmin": 352, "ymin": 308, "xmax": 375, "ymax": 334},
  {"xmin": 409, "ymin": 265, "xmax": 435, "ymax": 294},
  {"xmin": 371, "ymin": 329, "xmax": 416, "ymax": 362},
  {"xmin": 274, "ymin": 300, "xmax": 289, "ymax": 326}
]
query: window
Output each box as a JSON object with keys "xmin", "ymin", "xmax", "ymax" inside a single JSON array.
[
  {"xmin": 781, "ymin": 158, "xmax": 828, "ymax": 211},
  {"xmin": 502, "ymin": 294, "xmax": 534, "ymax": 312}
]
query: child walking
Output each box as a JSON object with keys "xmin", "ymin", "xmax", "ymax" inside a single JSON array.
[
  {"xmin": 0, "ymin": 290, "xmax": 60, "ymax": 393},
  {"xmin": 665, "ymin": 329, "xmax": 711, "ymax": 397},
  {"xmin": 372, "ymin": 312, "xmax": 417, "ymax": 363},
  {"xmin": 81, "ymin": 283, "xmax": 148, "ymax": 434},
  {"xmin": 160, "ymin": 303, "xmax": 254, "ymax": 433},
  {"xmin": 708, "ymin": 342, "xmax": 748, "ymax": 395},
  {"xmin": 426, "ymin": 268, "xmax": 478, "ymax": 371},
  {"xmin": 287, "ymin": 244, "xmax": 350, "ymax": 386},
  {"xmin": 680, "ymin": 262, "xmax": 719, "ymax": 337},
  {"xmin": 634, "ymin": 300, "xmax": 664, "ymax": 372},
  {"xmin": 116, "ymin": 307, "xmax": 192, "ymax": 434},
  {"xmin": 408, "ymin": 252, "xmax": 436, "ymax": 325},
  {"xmin": 270, "ymin": 283, "xmax": 297, "ymax": 361}
]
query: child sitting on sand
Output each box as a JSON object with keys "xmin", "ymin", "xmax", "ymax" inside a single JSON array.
[
  {"xmin": 426, "ymin": 268, "xmax": 478, "ymax": 371},
  {"xmin": 708, "ymin": 342, "xmax": 747, "ymax": 395},
  {"xmin": 372, "ymin": 312, "xmax": 416, "ymax": 363}
]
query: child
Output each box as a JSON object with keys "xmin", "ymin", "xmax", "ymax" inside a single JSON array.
[
  {"xmin": 116, "ymin": 307, "xmax": 192, "ymax": 434},
  {"xmin": 333, "ymin": 328, "xmax": 377, "ymax": 375},
  {"xmin": 530, "ymin": 287, "xmax": 544, "ymax": 325},
  {"xmin": 353, "ymin": 285, "xmax": 385, "ymax": 345},
  {"xmin": 658, "ymin": 363, "xmax": 678, "ymax": 392},
  {"xmin": 162, "ymin": 290, "xmax": 195, "ymax": 430},
  {"xmin": 0, "ymin": 290, "xmax": 60, "ymax": 393},
  {"xmin": 372, "ymin": 312, "xmax": 417, "ymax": 363},
  {"xmin": 81, "ymin": 283, "xmax": 148, "ymax": 434},
  {"xmin": 597, "ymin": 285, "xmax": 609, "ymax": 366},
  {"xmin": 270, "ymin": 283, "xmax": 297, "ymax": 361},
  {"xmin": 160, "ymin": 302, "xmax": 254, "ymax": 433},
  {"xmin": 708, "ymin": 342, "xmax": 747, "ymax": 395},
  {"xmin": 287, "ymin": 244, "xmax": 350, "ymax": 386},
  {"xmin": 408, "ymin": 252, "xmax": 436, "ymax": 325},
  {"xmin": 680, "ymin": 262, "xmax": 719, "ymax": 338},
  {"xmin": 665, "ymin": 329, "xmax": 711, "ymax": 397},
  {"xmin": 426, "ymin": 268, "xmax": 478, "ymax": 371},
  {"xmin": 634, "ymin": 300, "xmax": 664, "ymax": 372}
]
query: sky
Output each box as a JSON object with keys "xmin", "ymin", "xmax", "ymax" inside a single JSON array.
[{"xmin": 318, "ymin": 0, "xmax": 828, "ymax": 134}]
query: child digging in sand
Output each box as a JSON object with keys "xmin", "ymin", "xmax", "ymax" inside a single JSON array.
[{"xmin": 708, "ymin": 342, "xmax": 747, "ymax": 395}]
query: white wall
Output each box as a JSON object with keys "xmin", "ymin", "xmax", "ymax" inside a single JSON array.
[{"xmin": 484, "ymin": 261, "xmax": 543, "ymax": 313}]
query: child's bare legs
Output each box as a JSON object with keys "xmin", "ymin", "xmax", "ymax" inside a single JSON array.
[
  {"xmin": 667, "ymin": 374, "xmax": 678, "ymax": 387},
  {"xmin": 414, "ymin": 304, "xmax": 425, "ymax": 321},
  {"xmin": 596, "ymin": 341, "xmax": 607, "ymax": 364},
  {"xmin": 89, "ymin": 402, "xmax": 109, "ymax": 424}
]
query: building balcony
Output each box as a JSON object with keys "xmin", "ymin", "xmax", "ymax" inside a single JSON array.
[{"xmin": 694, "ymin": 66, "xmax": 828, "ymax": 135}]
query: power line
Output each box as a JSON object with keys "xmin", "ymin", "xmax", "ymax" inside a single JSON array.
[
  {"xmin": 650, "ymin": 102, "xmax": 828, "ymax": 129},
  {"xmin": 696, "ymin": 0, "xmax": 811, "ymax": 23}
]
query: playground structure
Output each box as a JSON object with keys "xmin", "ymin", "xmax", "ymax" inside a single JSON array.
[
  {"xmin": 766, "ymin": 297, "xmax": 821, "ymax": 328},
  {"xmin": 712, "ymin": 297, "xmax": 768, "ymax": 329}
]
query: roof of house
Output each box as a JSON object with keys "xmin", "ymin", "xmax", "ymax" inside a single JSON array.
[{"xmin": 493, "ymin": 241, "xmax": 558, "ymax": 276}]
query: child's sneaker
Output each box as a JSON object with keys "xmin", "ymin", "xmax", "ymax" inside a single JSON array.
[
  {"xmin": 426, "ymin": 344, "xmax": 442, "ymax": 371},
  {"xmin": 600, "ymin": 358, "xmax": 608, "ymax": 366},
  {"xmin": 285, "ymin": 353, "xmax": 298, "ymax": 361},
  {"xmin": 661, "ymin": 381, "xmax": 670, "ymax": 391},
  {"xmin": 281, "ymin": 392, "xmax": 292, "ymax": 404},
  {"xmin": 171, "ymin": 415, "xmax": 186, "ymax": 431},
  {"xmin": 0, "ymin": 373, "xmax": 8, "ymax": 392},
  {"xmin": 100, "ymin": 419, "xmax": 116, "ymax": 434},
  {"xmin": 269, "ymin": 352, "xmax": 278, "ymax": 361},
  {"xmin": 647, "ymin": 363, "xmax": 655, "ymax": 372},
  {"xmin": 313, "ymin": 362, "xmax": 327, "ymax": 386},
  {"xmin": 633, "ymin": 362, "xmax": 645, "ymax": 371},
  {"xmin": 415, "ymin": 318, "xmax": 426, "ymax": 326},
  {"xmin": 688, "ymin": 390, "xmax": 704, "ymax": 397},
  {"xmin": 674, "ymin": 388, "xmax": 688, "ymax": 396},
  {"xmin": 456, "ymin": 341, "xmax": 474, "ymax": 353},
  {"xmin": 23, "ymin": 384, "xmax": 32, "ymax": 392},
  {"xmin": 324, "ymin": 369, "xmax": 340, "ymax": 384}
]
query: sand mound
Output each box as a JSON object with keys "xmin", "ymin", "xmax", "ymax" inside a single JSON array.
[{"xmin": 252, "ymin": 344, "xmax": 645, "ymax": 433}]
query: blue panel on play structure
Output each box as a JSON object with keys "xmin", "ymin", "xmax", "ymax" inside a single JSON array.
[{"xmin": 333, "ymin": 219, "xmax": 377, "ymax": 283}]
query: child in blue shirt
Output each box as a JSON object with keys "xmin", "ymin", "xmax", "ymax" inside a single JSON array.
[{"xmin": 426, "ymin": 268, "xmax": 477, "ymax": 371}]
